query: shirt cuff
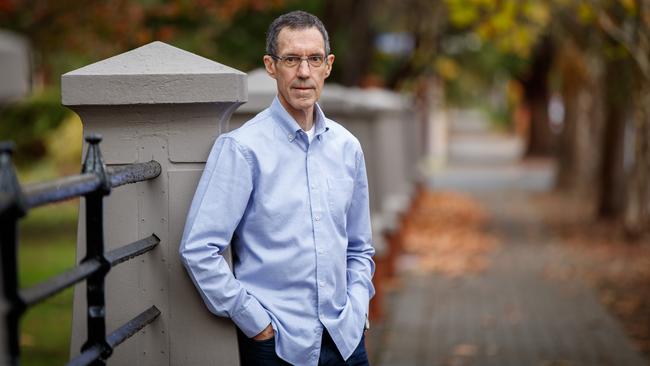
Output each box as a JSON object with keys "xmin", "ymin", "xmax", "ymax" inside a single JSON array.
[
  {"xmin": 348, "ymin": 283, "xmax": 371, "ymax": 316},
  {"xmin": 230, "ymin": 297, "xmax": 272, "ymax": 338}
]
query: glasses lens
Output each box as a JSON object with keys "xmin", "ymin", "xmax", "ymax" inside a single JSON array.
[
  {"xmin": 308, "ymin": 56, "xmax": 324, "ymax": 67},
  {"xmin": 283, "ymin": 56, "xmax": 300, "ymax": 67},
  {"xmin": 277, "ymin": 55, "xmax": 325, "ymax": 68}
]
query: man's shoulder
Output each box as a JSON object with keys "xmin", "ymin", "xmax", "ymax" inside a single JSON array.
[{"xmin": 223, "ymin": 108, "xmax": 274, "ymax": 145}]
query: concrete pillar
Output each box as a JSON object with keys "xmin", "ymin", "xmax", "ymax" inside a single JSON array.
[
  {"xmin": 0, "ymin": 30, "xmax": 30, "ymax": 103},
  {"xmin": 320, "ymin": 86, "xmax": 414, "ymax": 231},
  {"xmin": 424, "ymin": 77, "xmax": 449, "ymax": 174},
  {"xmin": 62, "ymin": 41, "xmax": 247, "ymax": 365},
  {"xmin": 359, "ymin": 89, "xmax": 414, "ymax": 229}
]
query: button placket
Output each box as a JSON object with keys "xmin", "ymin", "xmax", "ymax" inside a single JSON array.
[
  {"xmin": 306, "ymin": 150, "xmax": 323, "ymax": 225},
  {"xmin": 307, "ymin": 143, "xmax": 329, "ymax": 323}
]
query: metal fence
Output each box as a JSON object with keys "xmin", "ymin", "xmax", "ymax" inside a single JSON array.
[{"xmin": 0, "ymin": 135, "xmax": 162, "ymax": 366}]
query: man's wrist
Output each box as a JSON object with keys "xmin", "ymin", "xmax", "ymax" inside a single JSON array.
[{"xmin": 252, "ymin": 323, "xmax": 274, "ymax": 340}]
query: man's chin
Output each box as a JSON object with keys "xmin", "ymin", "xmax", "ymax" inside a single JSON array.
[
  {"xmin": 290, "ymin": 91, "xmax": 315, "ymax": 100},
  {"xmin": 289, "ymin": 98, "xmax": 317, "ymax": 111}
]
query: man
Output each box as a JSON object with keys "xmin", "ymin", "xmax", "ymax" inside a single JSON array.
[{"xmin": 180, "ymin": 10, "xmax": 375, "ymax": 366}]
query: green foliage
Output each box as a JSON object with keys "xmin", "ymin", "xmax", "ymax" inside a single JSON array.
[
  {"xmin": 212, "ymin": 0, "xmax": 322, "ymax": 72},
  {"xmin": 445, "ymin": 0, "xmax": 551, "ymax": 58},
  {"xmin": 0, "ymin": 89, "xmax": 70, "ymax": 166},
  {"xmin": 21, "ymin": 289, "xmax": 73, "ymax": 366}
]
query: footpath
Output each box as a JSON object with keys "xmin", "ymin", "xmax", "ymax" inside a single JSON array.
[{"xmin": 371, "ymin": 110, "xmax": 648, "ymax": 366}]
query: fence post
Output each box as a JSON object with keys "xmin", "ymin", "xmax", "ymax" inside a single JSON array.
[
  {"xmin": 79, "ymin": 135, "xmax": 112, "ymax": 365},
  {"xmin": 62, "ymin": 41, "xmax": 247, "ymax": 365},
  {"xmin": 0, "ymin": 142, "xmax": 26, "ymax": 366}
]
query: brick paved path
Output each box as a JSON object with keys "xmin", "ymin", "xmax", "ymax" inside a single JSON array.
[{"xmin": 371, "ymin": 111, "xmax": 648, "ymax": 366}]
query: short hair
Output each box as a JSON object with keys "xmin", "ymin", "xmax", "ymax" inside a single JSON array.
[{"xmin": 266, "ymin": 10, "xmax": 331, "ymax": 56}]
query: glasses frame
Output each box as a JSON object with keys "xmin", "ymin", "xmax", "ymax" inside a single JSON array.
[{"xmin": 269, "ymin": 54, "xmax": 327, "ymax": 68}]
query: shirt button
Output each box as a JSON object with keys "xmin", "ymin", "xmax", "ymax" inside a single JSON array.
[
  {"xmin": 318, "ymin": 248, "xmax": 324, "ymax": 254},
  {"xmin": 314, "ymin": 215, "xmax": 321, "ymax": 221},
  {"xmin": 288, "ymin": 133, "xmax": 294, "ymax": 140},
  {"xmin": 311, "ymin": 184, "xmax": 316, "ymax": 189},
  {"xmin": 319, "ymin": 280, "xmax": 325, "ymax": 287}
]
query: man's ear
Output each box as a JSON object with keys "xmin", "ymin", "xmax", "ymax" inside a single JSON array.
[
  {"xmin": 263, "ymin": 55, "xmax": 277, "ymax": 80},
  {"xmin": 325, "ymin": 54, "xmax": 335, "ymax": 78}
]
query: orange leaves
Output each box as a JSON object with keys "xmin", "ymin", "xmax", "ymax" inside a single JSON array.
[
  {"xmin": 215, "ymin": 0, "xmax": 287, "ymax": 19},
  {"xmin": 401, "ymin": 190, "xmax": 499, "ymax": 277},
  {"xmin": 0, "ymin": 0, "xmax": 15, "ymax": 13}
]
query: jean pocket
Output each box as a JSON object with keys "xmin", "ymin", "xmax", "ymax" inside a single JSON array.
[{"xmin": 244, "ymin": 336, "xmax": 277, "ymax": 362}]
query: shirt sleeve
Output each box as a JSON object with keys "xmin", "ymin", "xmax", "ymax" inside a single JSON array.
[
  {"xmin": 179, "ymin": 136, "xmax": 271, "ymax": 338},
  {"xmin": 345, "ymin": 149, "xmax": 376, "ymax": 318}
]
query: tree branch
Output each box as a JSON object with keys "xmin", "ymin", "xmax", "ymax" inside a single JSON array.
[{"xmin": 597, "ymin": 9, "xmax": 650, "ymax": 79}]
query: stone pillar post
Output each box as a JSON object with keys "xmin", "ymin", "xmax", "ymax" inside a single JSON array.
[
  {"xmin": 425, "ymin": 76, "xmax": 449, "ymax": 173},
  {"xmin": 321, "ymin": 87, "xmax": 414, "ymax": 228},
  {"xmin": 360, "ymin": 89, "xmax": 413, "ymax": 228},
  {"xmin": 62, "ymin": 41, "xmax": 246, "ymax": 365},
  {"xmin": 0, "ymin": 30, "xmax": 30, "ymax": 103}
]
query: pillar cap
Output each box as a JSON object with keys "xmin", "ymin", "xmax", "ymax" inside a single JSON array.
[{"xmin": 62, "ymin": 41, "xmax": 247, "ymax": 106}]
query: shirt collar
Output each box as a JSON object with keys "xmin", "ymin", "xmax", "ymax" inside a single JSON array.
[{"xmin": 270, "ymin": 96, "xmax": 329, "ymax": 142}]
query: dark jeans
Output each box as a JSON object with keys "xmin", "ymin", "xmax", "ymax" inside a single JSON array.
[{"xmin": 237, "ymin": 328, "xmax": 369, "ymax": 366}]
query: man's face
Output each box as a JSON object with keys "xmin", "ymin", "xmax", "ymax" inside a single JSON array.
[{"xmin": 263, "ymin": 27, "xmax": 335, "ymax": 119}]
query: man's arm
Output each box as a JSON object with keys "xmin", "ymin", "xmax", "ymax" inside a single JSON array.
[
  {"xmin": 345, "ymin": 149, "xmax": 376, "ymax": 321},
  {"xmin": 179, "ymin": 136, "xmax": 272, "ymax": 338}
]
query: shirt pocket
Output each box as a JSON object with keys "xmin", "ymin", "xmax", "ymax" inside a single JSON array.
[{"xmin": 327, "ymin": 177, "xmax": 355, "ymax": 226}]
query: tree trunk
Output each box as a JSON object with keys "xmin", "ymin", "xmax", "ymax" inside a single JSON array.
[
  {"xmin": 323, "ymin": 0, "xmax": 374, "ymax": 86},
  {"xmin": 624, "ymin": 81, "xmax": 650, "ymax": 237},
  {"xmin": 522, "ymin": 36, "xmax": 556, "ymax": 157},
  {"xmin": 555, "ymin": 42, "xmax": 584, "ymax": 190},
  {"xmin": 597, "ymin": 57, "xmax": 629, "ymax": 218},
  {"xmin": 556, "ymin": 46, "xmax": 605, "ymax": 197}
]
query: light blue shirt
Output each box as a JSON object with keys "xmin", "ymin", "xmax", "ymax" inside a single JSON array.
[{"xmin": 179, "ymin": 96, "xmax": 375, "ymax": 365}]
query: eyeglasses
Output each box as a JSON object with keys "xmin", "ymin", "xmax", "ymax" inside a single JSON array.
[{"xmin": 270, "ymin": 54, "xmax": 326, "ymax": 68}]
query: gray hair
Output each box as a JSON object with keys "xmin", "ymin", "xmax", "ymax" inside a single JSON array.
[{"xmin": 266, "ymin": 10, "xmax": 331, "ymax": 56}]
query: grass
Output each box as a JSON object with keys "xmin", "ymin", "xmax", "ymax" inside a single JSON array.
[{"xmin": 18, "ymin": 200, "xmax": 78, "ymax": 366}]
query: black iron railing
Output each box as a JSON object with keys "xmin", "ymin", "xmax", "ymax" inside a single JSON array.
[{"xmin": 0, "ymin": 135, "xmax": 162, "ymax": 366}]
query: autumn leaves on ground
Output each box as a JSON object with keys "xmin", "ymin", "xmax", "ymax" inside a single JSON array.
[
  {"xmin": 399, "ymin": 188, "xmax": 650, "ymax": 360},
  {"xmin": 400, "ymin": 190, "xmax": 499, "ymax": 277}
]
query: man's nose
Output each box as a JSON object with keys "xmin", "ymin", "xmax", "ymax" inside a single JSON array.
[{"xmin": 296, "ymin": 59, "xmax": 311, "ymax": 78}]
